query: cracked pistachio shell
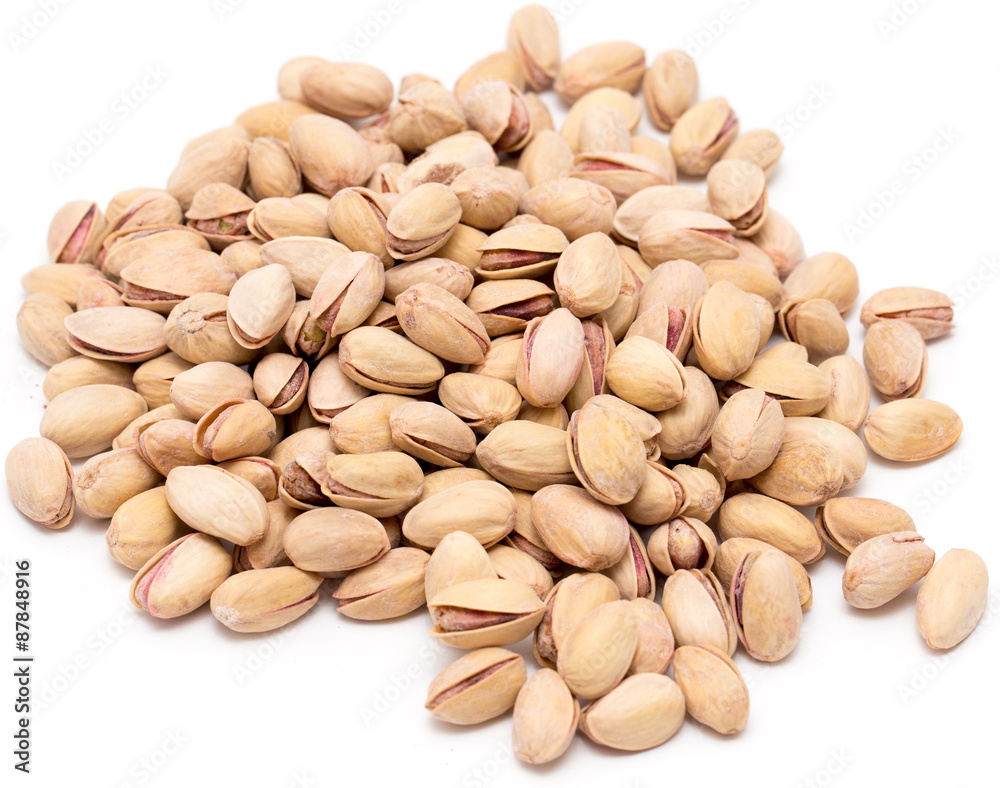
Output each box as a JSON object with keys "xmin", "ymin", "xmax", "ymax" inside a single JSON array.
[
  {"xmin": 252, "ymin": 354, "xmax": 309, "ymax": 415},
  {"xmin": 782, "ymin": 252, "xmax": 859, "ymax": 314},
  {"xmin": 672, "ymin": 464, "xmax": 723, "ymax": 522},
  {"xmin": 864, "ymin": 400, "xmax": 962, "ymax": 462},
  {"xmin": 715, "ymin": 538, "xmax": 812, "ymax": 611},
  {"xmin": 22, "ymin": 263, "xmax": 104, "ymax": 306},
  {"xmin": 427, "ymin": 648, "xmax": 526, "ymax": 725},
  {"xmin": 692, "ymin": 281, "xmax": 760, "ymax": 380},
  {"xmin": 462, "ymin": 82, "xmax": 534, "ymax": 153},
  {"xmin": 816, "ymin": 355, "xmax": 870, "ymax": 432},
  {"xmin": 729, "ymin": 356, "xmax": 831, "ymax": 417},
  {"xmin": 282, "ymin": 508, "xmax": 390, "ymax": 572},
  {"xmin": 531, "ymin": 485, "xmax": 629, "ymax": 571},
  {"xmin": 721, "ymin": 128, "xmax": 784, "ymax": 178},
  {"xmin": 396, "ymin": 133, "xmax": 498, "ymax": 194},
  {"xmin": 519, "ymin": 179, "xmax": 616, "ymax": 242},
  {"xmin": 557, "ymin": 600, "xmax": 638, "ymax": 700},
  {"xmin": 613, "ymin": 185, "xmax": 710, "ymax": 246},
  {"xmin": 711, "ymin": 388, "xmax": 785, "ymax": 481},
  {"xmin": 327, "ymin": 188, "xmax": 392, "ymax": 268},
  {"xmin": 672, "ymin": 644, "xmax": 748, "ymax": 734},
  {"xmin": 40, "ymin": 385, "xmax": 148, "ymax": 459},
  {"xmin": 619, "ymin": 463, "xmax": 687, "ymax": 526},
  {"xmin": 132, "ymin": 353, "xmax": 193, "ymax": 409},
  {"xmin": 276, "ymin": 449, "xmax": 338, "ymax": 509},
  {"xmin": 565, "ymin": 317, "xmax": 614, "ymax": 415},
  {"xmin": 323, "ymin": 451, "xmax": 424, "ymax": 516},
  {"xmin": 628, "ymin": 597, "xmax": 675, "ymax": 675},
  {"xmin": 917, "ymin": 549, "xmax": 989, "ymax": 650},
  {"xmin": 605, "ymin": 336, "xmax": 687, "ymax": 412},
  {"xmin": 184, "ymin": 184, "xmax": 255, "ymax": 249},
  {"xmin": 193, "ymin": 399, "xmax": 277, "ymax": 462},
  {"xmin": 73, "ymin": 277, "xmax": 122, "ymax": 309},
  {"xmin": 579, "ymin": 673, "xmax": 685, "ymax": 751},
  {"xmin": 843, "ymin": 532, "xmax": 934, "ymax": 609},
  {"xmin": 43, "ymin": 357, "xmax": 133, "ymax": 402},
  {"xmin": 429, "ymin": 578, "xmax": 545, "ymax": 649},
  {"xmin": 330, "ymin": 393, "xmax": 412, "ymax": 454},
  {"xmin": 385, "ymin": 183, "xmax": 462, "ymax": 261},
  {"xmin": 779, "ymin": 298, "xmax": 850, "ymax": 361},
  {"xmin": 278, "ymin": 57, "xmax": 327, "ymax": 102},
  {"xmin": 211, "ymin": 566, "xmax": 322, "ymax": 633},
  {"xmin": 730, "ymin": 550, "xmax": 802, "ymax": 662},
  {"xmin": 638, "ymin": 210, "xmax": 738, "ymax": 266},
  {"xmin": 6, "ymin": 438, "xmax": 74, "ymax": 529},
  {"xmin": 643, "ymin": 50, "xmax": 698, "ymax": 131},
  {"xmin": 169, "ymin": 361, "xmax": 255, "ymax": 420},
  {"xmin": 338, "ymin": 326, "xmax": 444, "ymax": 395},
  {"xmin": 816, "ymin": 497, "xmax": 915, "ymax": 556},
  {"xmin": 164, "ymin": 293, "xmax": 259, "ymax": 366},
  {"xmin": 555, "ymin": 41, "xmax": 646, "ymax": 103},
  {"xmin": 860, "ymin": 286, "xmax": 955, "ymax": 340},
  {"xmin": 107, "ymin": 487, "xmax": 190, "ymax": 570},
  {"xmin": 625, "ymin": 302, "xmax": 692, "ymax": 371},
  {"xmin": 383, "ymin": 258, "xmax": 474, "ymax": 302},
  {"xmin": 227, "ymin": 264, "xmax": 297, "ymax": 349},
  {"xmin": 512, "ymin": 669, "xmax": 579, "ymax": 765},
  {"xmin": 661, "ymin": 569, "xmax": 736, "ymax": 655},
  {"xmin": 571, "ymin": 152, "xmax": 675, "ymax": 204},
  {"xmin": 165, "ymin": 464, "xmax": 269, "ymax": 545},
  {"xmin": 438, "ymin": 372, "xmax": 522, "ymax": 435},
  {"xmin": 102, "ymin": 225, "xmax": 211, "ymax": 279},
  {"xmin": 719, "ymin": 493, "xmax": 825, "ymax": 564},
  {"xmin": 288, "ymin": 114, "xmax": 373, "ymax": 196},
  {"xmin": 259, "ymin": 236, "xmax": 352, "ymax": 298},
  {"xmin": 130, "ymin": 533, "xmax": 232, "ymax": 619},
  {"xmin": 515, "ymin": 308, "xmax": 585, "ymax": 408},
  {"xmin": 64, "ymin": 306, "xmax": 168, "ymax": 363},
  {"xmin": 167, "ymin": 138, "xmax": 249, "ymax": 211},
  {"xmin": 670, "ymin": 97, "xmax": 739, "ymax": 176},
  {"xmin": 476, "ymin": 222, "xmax": 568, "ymax": 281},
  {"xmin": 751, "ymin": 209, "xmax": 805, "ymax": 277},
  {"xmin": 553, "ymin": 232, "xmax": 622, "ymax": 317},
  {"xmin": 113, "ymin": 404, "xmax": 185, "ymax": 451},
  {"xmin": 533, "ymin": 573, "xmax": 620, "ymax": 668},
  {"xmin": 333, "ymin": 546, "xmax": 430, "ymax": 620},
  {"xmin": 518, "ymin": 130, "xmax": 574, "ymax": 189},
  {"xmin": 567, "ymin": 401, "xmax": 646, "ymax": 505},
  {"xmin": 647, "ymin": 517, "xmax": 717, "ymax": 577},
  {"xmin": 48, "ymin": 200, "xmax": 107, "ymax": 264},
  {"xmin": 561, "ymin": 87, "xmax": 642, "ymax": 152},
  {"xmin": 73, "ymin": 448, "xmax": 161, "ymax": 519},
  {"xmin": 488, "ymin": 544, "xmax": 553, "ymax": 601},
  {"xmin": 247, "ymin": 136, "xmax": 302, "ymax": 200},
  {"xmin": 299, "ymin": 61, "xmax": 393, "ymax": 119},
  {"xmin": 17, "ymin": 293, "xmax": 77, "ymax": 367},
  {"xmin": 395, "ymin": 283, "xmax": 490, "ymax": 364},
  {"xmin": 389, "ymin": 81, "xmax": 467, "ymax": 153},
  {"xmin": 475, "ymin": 421, "xmax": 575, "ymax": 490},
  {"xmin": 307, "ymin": 250, "xmax": 385, "ymax": 338},
  {"xmin": 402, "ymin": 481, "xmax": 515, "ymax": 550},
  {"xmin": 863, "ymin": 320, "xmax": 927, "ymax": 401},
  {"xmin": 307, "ymin": 355, "xmax": 370, "ymax": 423},
  {"xmin": 507, "ymin": 4, "xmax": 560, "ymax": 91},
  {"xmin": 453, "ymin": 50, "xmax": 526, "ymax": 104},
  {"xmin": 601, "ymin": 526, "xmax": 655, "ymax": 601},
  {"xmin": 425, "ymin": 531, "xmax": 498, "ymax": 604},
  {"xmin": 655, "ymin": 367, "xmax": 719, "ymax": 461},
  {"xmin": 707, "ymin": 160, "xmax": 768, "ymax": 236}
]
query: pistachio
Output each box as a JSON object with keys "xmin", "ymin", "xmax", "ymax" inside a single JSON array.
[
  {"xmin": 476, "ymin": 420, "xmax": 576, "ymax": 490},
  {"xmin": 76, "ymin": 277, "xmax": 125, "ymax": 310},
  {"xmin": 670, "ymin": 97, "xmax": 739, "ymax": 175},
  {"xmin": 397, "ymin": 133, "xmax": 498, "ymax": 193},
  {"xmin": 721, "ymin": 128, "xmax": 784, "ymax": 178},
  {"xmin": 234, "ymin": 101, "xmax": 316, "ymax": 141},
  {"xmin": 315, "ymin": 451, "xmax": 423, "ymax": 517},
  {"xmin": 503, "ymin": 489, "xmax": 561, "ymax": 572},
  {"xmin": 751, "ymin": 209, "xmax": 805, "ymax": 277},
  {"xmin": 167, "ymin": 137, "xmax": 249, "ymax": 211},
  {"xmin": 842, "ymin": 532, "xmax": 934, "ymax": 609},
  {"xmin": 672, "ymin": 644, "xmax": 749, "ymax": 734},
  {"xmin": 210, "ymin": 566, "xmax": 322, "ymax": 633},
  {"xmin": 247, "ymin": 136, "xmax": 302, "ymax": 200},
  {"xmin": 45, "ymin": 354, "xmax": 135, "ymax": 401},
  {"xmin": 64, "ymin": 306, "xmax": 168, "ymax": 363},
  {"xmin": 778, "ymin": 298, "xmax": 850, "ymax": 361},
  {"xmin": 647, "ymin": 517, "xmax": 717, "ymax": 576},
  {"xmin": 507, "ymin": 5, "xmax": 561, "ymax": 91},
  {"xmin": 730, "ymin": 550, "xmax": 802, "ymax": 661},
  {"xmin": 726, "ymin": 356, "xmax": 832, "ymax": 417},
  {"xmin": 863, "ymin": 320, "xmax": 927, "ymax": 401},
  {"xmin": 860, "ymin": 286, "xmax": 955, "ymax": 339},
  {"xmin": 402, "ymin": 480, "xmax": 516, "ymax": 549},
  {"xmin": 454, "ymin": 50, "xmax": 526, "ymax": 104},
  {"xmin": 130, "ymin": 533, "xmax": 232, "ymax": 619},
  {"xmin": 389, "ymin": 81, "xmax": 467, "ymax": 153},
  {"xmin": 164, "ymin": 465, "xmax": 269, "ymax": 546},
  {"xmin": 40, "ymin": 384, "xmax": 149, "ymax": 459},
  {"xmin": 170, "ymin": 361, "xmax": 255, "ymax": 421},
  {"xmin": 515, "ymin": 308, "xmax": 585, "ymax": 408},
  {"xmin": 164, "ymin": 293, "xmax": 258, "ymax": 366},
  {"xmin": 385, "ymin": 183, "xmax": 462, "ymax": 261},
  {"xmin": 715, "ymin": 537, "xmax": 812, "ymax": 611},
  {"xmin": 512, "ymin": 669, "xmax": 579, "ymax": 765},
  {"xmin": 605, "ymin": 336, "xmax": 686, "ymax": 412},
  {"xmin": 326, "ymin": 188, "xmax": 393, "ymax": 268},
  {"xmin": 816, "ymin": 497, "xmax": 916, "ymax": 556},
  {"xmin": 567, "ymin": 400, "xmax": 646, "ymax": 505},
  {"xmin": 518, "ymin": 179, "xmax": 616, "ymax": 242},
  {"xmin": 307, "ymin": 251, "xmax": 385, "ymax": 339},
  {"xmin": 329, "ymin": 394, "xmax": 412, "ymax": 454},
  {"xmin": 463, "ymin": 82, "xmax": 534, "ymax": 153},
  {"xmin": 288, "ymin": 114, "xmax": 373, "ymax": 196},
  {"xmin": 476, "ymin": 222, "xmax": 568, "ymax": 281},
  {"xmin": 253, "ymin": 353, "xmax": 309, "ymax": 415},
  {"xmin": 639, "ymin": 210, "xmax": 738, "ymax": 266},
  {"xmin": 106, "ymin": 487, "xmax": 191, "ymax": 570},
  {"xmin": 331, "ymin": 547, "xmax": 430, "ymax": 620},
  {"xmin": 227, "ymin": 263, "xmax": 297, "ymax": 349},
  {"xmin": 282, "ymin": 507, "xmax": 390, "ymax": 572},
  {"xmin": 707, "ymin": 160, "xmax": 768, "ymax": 235},
  {"xmin": 429, "ymin": 578, "xmax": 546, "ymax": 649},
  {"xmin": 601, "ymin": 526, "xmax": 655, "ymax": 601},
  {"xmin": 661, "ymin": 569, "xmax": 736, "ymax": 656},
  {"xmin": 655, "ymin": 367, "xmax": 719, "ymax": 461},
  {"xmin": 916, "ymin": 549, "xmax": 989, "ymax": 650},
  {"xmin": 131, "ymin": 353, "xmax": 193, "ymax": 409},
  {"xmin": 587, "ymin": 394, "xmax": 662, "ymax": 460},
  {"xmin": 711, "ymin": 388, "xmax": 785, "ymax": 481},
  {"xmin": 533, "ymin": 573, "xmax": 620, "ymax": 668},
  {"xmin": 73, "ymin": 448, "xmax": 161, "ymax": 519},
  {"xmin": 553, "ymin": 232, "xmax": 622, "ymax": 318},
  {"xmin": 672, "ymin": 464, "xmax": 724, "ymax": 522},
  {"xmin": 578, "ymin": 105, "xmax": 632, "ymax": 154},
  {"xmin": 564, "ymin": 317, "xmax": 614, "ymax": 414},
  {"xmin": 571, "ymin": 151, "xmax": 674, "ymax": 204},
  {"xmin": 864, "ymin": 400, "xmax": 962, "ymax": 462},
  {"xmin": 426, "ymin": 648, "xmax": 526, "ymax": 725},
  {"xmin": 16, "ymin": 293, "xmax": 77, "ymax": 367},
  {"xmin": 619, "ymin": 462, "xmax": 688, "ymax": 526},
  {"xmin": 299, "ymin": 61, "xmax": 393, "ymax": 118},
  {"xmin": 718, "ymin": 493, "xmax": 825, "ymax": 564},
  {"xmin": 193, "ymin": 399, "xmax": 278, "ymax": 462},
  {"xmin": 339, "ymin": 326, "xmax": 445, "ymax": 395},
  {"xmin": 627, "ymin": 597, "xmax": 675, "ymax": 675},
  {"xmin": 487, "ymin": 544, "xmax": 554, "ymax": 601},
  {"xmin": 625, "ymin": 301, "xmax": 693, "ymax": 367},
  {"xmin": 396, "ymin": 283, "xmax": 490, "ymax": 364},
  {"xmin": 518, "ymin": 130, "xmax": 575, "ymax": 189},
  {"xmin": 750, "ymin": 425, "xmax": 861, "ymax": 507},
  {"xmin": 260, "ymin": 236, "xmax": 352, "ymax": 297},
  {"xmin": 555, "ymin": 42, "xmax": 646, "ymax": 103},
  {"xmin": 424, "ymin": 531, "xmax": 499, "ymax": 605},
  {"xmin": 307, "ymin": 355, "xmax": 370, "ymax": 423},
  {"xmin": 613, "ymin": 185, "xmax": 711, "ymax": 246},
  {"xmin": 384, "ymin": 258, "xmax": 474, "ymax": 303},
  {"xmin": 48, "ymin": 200, "xmax": 107, "ymax": 264},
  {"xmin": 267, "ymin": 427, "xmax": 334, "ymax": 473},
  {"xmin": 561, "ymin": 87, "xmax": 642, "ymax": 152},
  {"xmin": 531, "ymin": 484, "xmax": 629, "ymax": 571},
  {"xmin": 578, "ymin": 673, "xmax": 685, "ymax": 751},
  {"xmin": 643, "ymin": 50, "xmax": 699, "ymax": 131},
  {"xmin": 557, "ymin": 599, "xmax": 638, "ymax": 699},
  {"xmin": 782, "ymin": 252, "xmax": 860, "ymax": 313},
  {"xmin": 438, "ymin": 373, "xmax": 522, "ymax": 435},
  {"xmin": 247, "ymin": 197, "xmax": 331, "ymax": 242},
  {"xmin": 816, "ymin": 355, "xmax": 870, "ymax": 432},
  {"xmin": 22, "ymin": 263, "xmax": 104, "ymax": 306},
  {"xmin": 691, "ymin": 281, "xmax": 761, "ymax": 380},
  {"xmin": 5, "ymin": 438, "xmax": 75, "ymax": 529}
]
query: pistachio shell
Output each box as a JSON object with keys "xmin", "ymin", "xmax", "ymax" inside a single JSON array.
[
  {"xmin": 864, "ymin": 400, "xmax": 962, "ymax": 462},
  {"xmin": 672, "ymin": 644, "xmax": 749, "ymax": 734},
  {"xmin": 5, "ymin": 438, "xmax": 75, "ymax": 529},
  {"xmin": 512, "ymin": 669, "xmax": 579, "ymax": 765},
  {"xmin": 578, "ymin": 673, "xmax": 685, "ymax": 751}
]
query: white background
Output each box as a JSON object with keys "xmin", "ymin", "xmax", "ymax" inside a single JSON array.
[{"xmin": 2, "ymin": 0, "xmax": 999, "ymax": 786}]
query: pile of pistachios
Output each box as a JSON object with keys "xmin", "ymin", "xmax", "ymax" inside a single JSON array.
[{"xmin": 7, "ymin": 3, "xmax": 989, "ymax": 761}]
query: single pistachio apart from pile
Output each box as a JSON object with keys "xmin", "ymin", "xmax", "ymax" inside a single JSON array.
[
  {"xmin": 916, "ymin": 549, "xmax": 989, "ymax": 650},
  {"xmin": 426, "ymin": 648, "xmax": 526, "ymax": 725},
  {"xmin": 842, "ymin": 532, "xmax": 934, "ymax": 609}
]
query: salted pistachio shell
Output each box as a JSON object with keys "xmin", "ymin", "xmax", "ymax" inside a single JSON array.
[
  {"xmin": 169, "ymin": 361, "xmax": 254, "ymax": 421},
  {"xmin": 462, "ymin": 81, "xmax": 534, "ymax": 153},
  {"xmin": 515, "ymin": 308, "xmax": 585, "ymax": 408},
  {"xmin": 326, "ymin": 188, "xmax": 392, "ymax": 268},
  {"xmin": 843, "ymin": 532, "xmax": 934, "ymax": 609},
  {"xmin": 816, "ymin": 497, "xmax": 916, "ymax": 556},
  {"xmin": 475, "ymin": 420, "xmax": 575, "ymax": 490},
  {"xmin": 233, "ymin": 499, "xmax": 296, "ymax": 571},
  {"xmin": 288, "ymin": 114, "xmax": 373, "ymax": 196},
  {"xmin": 917, "ymin": 549, "xmax": 989, "ymax": 650},
  {"xmin": 557, "ymin": 599, "xmax": 638, "ymax": 700},
  {"xmin": 164, "ymin": 293, "xmax": 259, "ymax": 366},
  {"xmin": 17, "ymin": 292, "xmax": 77, "ymax": 367},
  {"xmin": 531, "ymin": 485, "xmax": 629, "ymax": 571},
  {"xmin": 130, "ymin": 353, "xmax": 193, "ymax": 409},
  {"xmin": 707, "ymin": 159, "xmax": 768, "ymax": 236},
  {"xmin": 389, "ymin": 401, "xmax": 477, "ymax": 467},
  {"xmin": 560, "ymin": 87, "xmax": 642, "ymax": 152},
  {"xmin": 555, "ymin": 41, "xmax": 646, "ymax": 103},
  {"xmin": 333, "ymin": 547, "xmax": 430, "ymax": 620},
  {"xmin": 691, "ymin": 281, "xmax": 760, "ymax": 380},
  {"xmin": 167, "ymin": 137, "xmax": 249, "ymax": 211},
  {"xmin": 711, "ymin": 388, "xmax": 785, "ymax": 481},
  {"xmin": 419, "ymin": 468, "xmax": 496, "ymax": 502},
  {"xmin": 130, "ymin": 533, "xmax": 232, "ymax": 619},
  {"xmin": 22, "ymin": 263, "xmax": 104, "ymax": 306},
  {"xmin": 588, "ymin": 394, "xmax": 662, "ymax": 460},
  {"xmin": 730, "ymin": 550, "xmax": 802, "ymax": 662},
  {"xmin": 613, "ymin": 186, "xmax": 711, "ymax": 246},
  {"xmin": 782, "ymin": 252, "xmax": 859, "ymax": 313},
  {"xmin": 165, "ymin": 465, "xmax": 269, "ymax": 546},
  {"xmin": 816, "ymin": 355, "xmax": 870, "ymax": 432},
  {"xmin": 282, "ymin": 508, "xmax": 390, "ymax": 572},
  {"xmin": 647, "ymin": 517, "xmax": 717, "ymax": 577},
  {"xmin": 601, "ymin": 526, "xmax": 655, "ymax": 601},
  {"xmin": 64, "ymin": 307, "xmax": 168, "ymax": 363},
  {"xmin": 308, "ymin": 251, "xmax": 385, "ymax": 338},
  {"xmin": 860, "ymin": 286, "xmax": 955, "ymax": 340},
  {"xmin": 507, "ymin": 5, "xmax": 560, "ymax": 91},
  {"xmin": 193, "ymin": 399, "xmax": 277, "ymax": 462},
  {"xmin": 503, "ymin": 489, "xmax": 560, "ymax": 571},
  {"xmin": 454, "ymin": 50, "xmax": 526, "ymax": 103},
  {"xmin": 672, "ymin": 644, "xmax": 748, "ymax": 734},
  {"xmin": 106, "ymin": 487, "xmax": 190, "ymax": 570},
  {"xmin": 40, "ymin": 385, "xmax": 148, "ymax": 458},
  {"xmin": 517, "ymin": 130, "xmax": 574, "ymax": 189},
  {"xmin": 451, "ymin": 167, "xmax": 521, "ymax": 230},
  {"xmin": 322, "ymin": 451, "xmax": 424, "ymax": 516},
  {"xmin": 259, "ymin": 236, "xmax": 351, "ymax": 298},
  {"xmin": 383, "ymin": 258, "xmax": 474, "ymax": 302},
  {"xmin": 234, "ymin": 101, "xmax": 316, "ymax": 141},
  {"xmin": 718, "ymin": 493, "xmax": 825, "ymax": 564},
  {"xmin": 670, "ymin": 97, "xmax": 738, "ymax": 176},
  {"xmin": 564, "ymin": 316, "xmax": 615, "ymax": 415},
  {"xmin": 424, "ymin": 531, "xmax": 498, "ymax": 604},
  {"xmin": 702, "ymin": 260, "xmax": 784, "ymax": 310},
  {"xmin": 476, "ymin": 222, "xmax": 567, "ymax": 281},
  {"xmin": 567, "ymin": 400, "xmax": 645, "ymax": 506},
  {"xmin": 226, "ymin": 264, "xmax": 297, "ymax": 349},
  {"xmin": 518, "ymin": 178, "xmax": 616, "ymax": 242},
  {"xmin": 512, "ymin": 669, "xmax": 578, "ymax": 765},
  {"xmin": 579, "ymin": 673, "xmax": 685, "ymax": 751},
  {"xmin": 102, "ymin": 225, "xmax": 211, "ymax": 279},
  {"xmin": 750, "ymin": 439, "xmax": 846, "ymax": 507},
  {"xmin": 605, "ymin": 335, "xmax": 687, "ymax": 412},
  {"xmin": 299, "ymin": 61, "xmax": 393, "ymax": 118},
  {"xmin": 252, "ymin": 354, "xmax": 309, "ymax": 415},
  {"xmin": 628, "ymin": 597, "xmax": 675, "ymax": 675},
  {"xmin": 389, "ymin": 81, "xmax": 467, "ymax": 153},
  {"xmin": 728, "ymin": 356, "xmax": 832, "ymax": 417},
  {"xmin": 385, "ymin": 183, "xmax": 462, "ymax": 261},
  {"xmin": 247, "ymin": 136, "xmax": 302, "ymax": 200},
  {"xmin": 113, "ymin": 404, "xmax": 185, "ymax": 451},
  {"xmin": 571, "ymin": 151, "xmax": 674, "ymax": 204},
  {"xmin": 5, "ymin": 438, "xmax": 74, "ymax": 529},
  {"xmin": 339, "ymin": 326, "xmax": 445, "ymax": 395},
  {"xmin": 639, "ymin": 210, "xmax": 737, "ymax": 266},
  {"xmin": 210, "ymin": 566, "xmax": 322, "ymax": 633},
  {"xmin": 73, "ymin": 448, "xmax": 160, "ymax": 519},
  {"xmin": 247, "ymin": 197, "xmax": 331, "ymax": 242},
  {"xmin": 715, "ymin": 537, "xmax": 812, "ymax": 611},
  {"xmin": 429, "ymin": 578, "xmax": 546, "ymax": 649},
  {"xmin": 863, "ymin": 320, "xmax": 927, "ymax": 401},
  {"xmin": 307, "ymin": 355, "xmax": 369, "ymax": 424},
  {"xmin": 720, "ymin": 128, "xmax": 783, "ymax": 178},
  {"xmin": 661, "ymin": 569, "xmax": 736, "ymax": 656},
  {"xmin": 217, "ymin": 457, "xmax": 281, "ymax": 502},
  {"xmin": 438, "ymin": 373, "xmax": 522, "ymax": 435},
  {"xmin": 533, "ymin": 574, "xmax": 620, "ymax": 669},
  {"xmin": 402, "ymin": 481, "xmax": 516, "ymax": 550},
  {"xmin": 553, "ymin": 232, "xmax": 622, "ymax": 317},
  {"xmin": 620, "ymin": 463, "xmax": 687, "ymax": 526},
  {"xmin": 48, "ymin": 200, "xmax": 107, "ymax": 264},
  {"xmin": 277, "ymin": 449, "xmax": 338, "ymax": 509},
  {"xmin": 655, "ymin": 367, "xmax": 719, "ymax": 461},
  {"xmin": 395, "ymin": 282, "xmax": 490, "ymax": 364},
  {"xmin": 518, "ymin": 402, "xmax": 569, "ymax": 430},
  {"xmin": 643, "ymin": 50, "xmax": 698, "ymax": 131},
  {"xmin": 426, "ymin": 648, "xmax": 526, "ymax": 725},
  {"xmin": 120, "ymin": 249, "xmax": 237, "ymax": 312},
  {"xmin": 864, "ymin": 400, "xmax": 962, "ymax": 462},
  {"xmin": 396, "ymin": 133, "xmax": 498, "ymax": 194},
  {"xmin": 751, "ymin": 209, "xmax": 805, "ymax": 277},
  {"xmin": 329, "ymin": 394, "xmax": 412, "ymax": 454},
  {"xmin": 637, "ymin": 258, "xmax": 710, "ymax": 317}
]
